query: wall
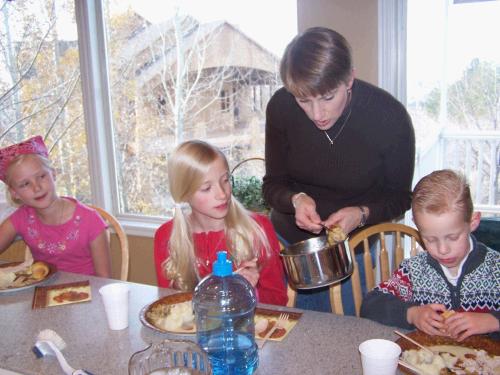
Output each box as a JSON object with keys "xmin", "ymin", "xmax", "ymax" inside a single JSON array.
[
  {"xmin": 125, "ymin": 235, "xmax": 156, "ymax": 285},
  {"xmin": 297, "ymin": 0, "xmax": 378, "ymax": 85}
]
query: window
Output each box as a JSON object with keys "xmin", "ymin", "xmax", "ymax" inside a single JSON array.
[
  {"xmin": 381, "ymin": 0, "xmax": 500, "ymax": 217},
  {"xmin": 101, "ymin": 0, "xmax": 296, "ymax": 220},
  {"xmin": 0, "ymin": 0, "xmax": 89, "ymax": 220},
  {"xmin": 0, "ymin": 0, "xmax": 297, "ymax": 234}
]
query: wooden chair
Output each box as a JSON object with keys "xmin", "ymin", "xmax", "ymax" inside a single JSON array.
[
  {"xmin": 89, "ymin": 205, "xmax": 130, "ymax": 281},
  {"xmin": 284, "ymin": 223, "xmax": 423, "ymax": 314},
  {"xmin": 329, "ymin": 223, "xmax": 423, "ymax": 316},
  {"xmin": 0, "ymin": 238, "xmax": 30, "ymax": 263}
]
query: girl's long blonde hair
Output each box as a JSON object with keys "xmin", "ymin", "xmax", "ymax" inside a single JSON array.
[{"xmin": 163, "ymin": 140, "xmax": 272, "ymax": 291}]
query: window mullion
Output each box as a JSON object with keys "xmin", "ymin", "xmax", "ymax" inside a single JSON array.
[
  {"xmin": 74, "ymin": 0, "xmax": 118, "ymax": 212},
  {"xmin": 378, "ymin": 0, "xmax": 407, "ymax": 104}
]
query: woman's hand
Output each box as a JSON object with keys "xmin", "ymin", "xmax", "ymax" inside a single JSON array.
[
  {"xmin": 323, "ymin": 206, "xmax": 367, "ymax": 235},
  {"xmin": 236, "ymin": 258, "xmax": 260, "ymax": 287},
  {"xmin": 292, "ymin": 193, "xmax": 323, "ymax": 234},
  {"xmin": 407, "ymin": 304, "xmax": 448, "ymax": 336},
  {"xmin": 444, "ymin": 312, "xmax": 500, "ymax": 342}
]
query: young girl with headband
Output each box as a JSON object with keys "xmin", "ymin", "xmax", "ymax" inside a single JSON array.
[{"xmin": 0, "ymin": 136, "xmax": 111, "ymax": 276}]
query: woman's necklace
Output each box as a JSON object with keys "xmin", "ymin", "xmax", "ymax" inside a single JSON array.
[{"xmin": 324, "ymin": 104, "xmax": 352, "ymax": 146}]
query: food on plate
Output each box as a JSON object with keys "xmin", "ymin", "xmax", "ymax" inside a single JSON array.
[
  {"xmin": 0, "ymin": 260, "xmax": 52, "ymax": 289},
  {"xmin": 0, "ymin": 271, "xmax": 16, "ymax": 288},
  {"xmin": 327, "ymin": 225, "xmax": 346, "ymax": 245},
  {"xmin": 401, "ymin": 346, "xmax": 500, "ymax": 375},
  {"xmin": 255, "ymin": 318, "xmax": 269, "ymax": 335},
  {"xmin": 53, "ymin": 290, "xmax": 90, "ymax": 303},
  {"xmin": 31, "ymin": 261, "xmax": 50, "ymax": 280},
  {"xmin": 254, "ymin": 315, "xmax": 287, "ymax": 339},
  {"xmin": 147, "ymin": 300, "xmax": 195, "ymax": 332}
]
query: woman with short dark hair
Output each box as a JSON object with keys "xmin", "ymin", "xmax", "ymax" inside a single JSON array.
[{"xmin": 263, "ymin": 27, "xmax": 415, "ymax": 312}]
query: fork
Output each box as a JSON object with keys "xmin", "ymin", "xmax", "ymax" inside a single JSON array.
[{"xmin": 257, "ymin": 313, "xmax": 289, "ymax": 349}]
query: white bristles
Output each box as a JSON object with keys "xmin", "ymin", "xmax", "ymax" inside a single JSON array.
[{"xmin": 37, "ymin": 329, "xmax": 66, "ymax": 350}]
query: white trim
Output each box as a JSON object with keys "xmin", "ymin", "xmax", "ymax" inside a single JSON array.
[
  {"xmin": 118, "ymin": 216, "xmax": 165, "ymax": 237},
  {"xmin": 76, "ymin": 1, "xmax": 159, "ymax": 236},
  {"xmin": 379, "ymin": 0, "xmax": 412, "ymax": 226},
  {"xmin": 75, "ymin": 0, "xmax": 118, "ymax": 212},
  {"xmin": 378, "ymin": 0, "xmax": 407, "ymax": 103}
]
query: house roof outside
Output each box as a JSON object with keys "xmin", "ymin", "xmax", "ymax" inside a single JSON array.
[{"xmin": 118, "ymin": 13, "xmax": 280, "ymax": 88}]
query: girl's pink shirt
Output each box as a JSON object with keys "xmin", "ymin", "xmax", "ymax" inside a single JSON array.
[{"xmin": 9, "ymin": 197, "xmax": 107, "ymax": 275}]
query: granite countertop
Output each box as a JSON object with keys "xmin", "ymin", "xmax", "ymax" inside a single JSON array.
[{"xmin": 0, "ymin": 271, "xmax": 401, "ymax": 375}]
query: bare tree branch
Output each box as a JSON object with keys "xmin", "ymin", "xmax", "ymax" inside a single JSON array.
[
  {"xmin": 0, "ymin": 19, "xmax": 55, "ymax": 103},
  {"xmin": 44, "ymin": 73, "xmax": 80, "ymax": 140}
]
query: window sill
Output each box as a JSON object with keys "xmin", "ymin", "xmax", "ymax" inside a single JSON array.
[{"xmin": 118, "ymin": 215, "xmax": 168, "ymax": 238}]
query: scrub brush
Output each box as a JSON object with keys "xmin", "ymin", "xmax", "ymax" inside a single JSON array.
[{"xmin": 32, "ymin": 329, "xmax": 94, "ymax": 375}]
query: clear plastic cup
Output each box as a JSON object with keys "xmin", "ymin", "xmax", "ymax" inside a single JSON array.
[
  {"xmin": 359, "ymin": 338, "xmax": 401, "ymax": 375},
  {"xmin": 99, "ymin": 283, "xmax": 130, "ymax": 330},
  {"xmin": 128, "ymin": 339, "xmax": 211, "ymax": 375}
]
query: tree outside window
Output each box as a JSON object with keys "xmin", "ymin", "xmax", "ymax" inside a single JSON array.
[
  {"xmin": 0, "ymin": 0, "xmax": 90, "ymax": 207},
  {"xmin": 0, "ymin": 0, "xmax": 297, "ymax": 220},
  {"xmin": 407, "ymin": 0, "xmax": 500, "ymax": 216}
]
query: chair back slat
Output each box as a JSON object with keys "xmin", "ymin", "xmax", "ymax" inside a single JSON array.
[
  {"xmin": 88, "ymin": 205, "xmax": 129, "ymax": 281},
  {"xmin": 286, "ymin": 284, "xmax": 297, "ymax": 308},
  {"xmin": 410, "ymin": 237, "xmax": 419, "ymax": 257},
  {"xmin": 351, "ymin": 264, "xmax": 363, "ymax": 317},
  {"xmin": 395, "ymin": 232, "xmax": 404, "ymax": 269},
  {"xmin": 379, "ymin": 237, "xmax": 390, "ymax": 282},
  {"xmin": 363, "ymin": 247, "xmax": 375, "ymax": 291},
  {"xmin": 330, "ymin": 284, "xmax": 344, "ymax": 315},
  {"xmin": 329, "ymin": 222, "xmax": 423, "ymax": 317}
]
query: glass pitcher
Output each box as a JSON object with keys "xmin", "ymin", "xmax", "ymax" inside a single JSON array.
[{"xmin": 128, "ymin": 339, "xmax": 211, "ymax": 375}]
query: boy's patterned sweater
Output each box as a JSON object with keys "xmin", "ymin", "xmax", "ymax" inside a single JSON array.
[{"xmin": 360, "ymin": 237, "xmax": 499, "ymax": 338}]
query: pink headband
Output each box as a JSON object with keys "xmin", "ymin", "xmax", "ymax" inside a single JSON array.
[{"xmin": 0, "ymin": 136, "xmax": 49, "ymax": 182}]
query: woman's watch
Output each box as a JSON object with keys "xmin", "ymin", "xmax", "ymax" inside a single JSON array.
[{"xmin": 358, "ymin": 206, "xmax": 367, "ymax": 228}]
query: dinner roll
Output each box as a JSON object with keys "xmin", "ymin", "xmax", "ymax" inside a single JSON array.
[
  {"xmin": 441, "ymin": 310, "xmax": 456, "ymax": 319},
  {"xmin": 327, "ymin": 225, "xmax": 346, "ymax": 244},
  {"xmin": 31, "ymin": 261, "xmax": 49, "ymax": 280}
]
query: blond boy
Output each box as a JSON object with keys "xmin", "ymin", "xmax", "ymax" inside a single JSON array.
[{"xmin": 361, "ymin": 170, "xmax": 499, "ymax": 341}]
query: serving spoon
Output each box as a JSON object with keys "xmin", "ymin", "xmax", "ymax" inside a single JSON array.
[{"xmin": 394, "ymin": 330, "xmax": 434, "ymax": 355}]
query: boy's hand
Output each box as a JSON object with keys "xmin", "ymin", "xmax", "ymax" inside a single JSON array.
[
  {"xmin": 407, "ymin": 304, "xmax": 448, "ymax": 336},
  {"xmin": 444, "ymin": 312, "xmax": 500, "ymax": 342}
]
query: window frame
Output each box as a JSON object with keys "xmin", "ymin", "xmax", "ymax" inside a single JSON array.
[
  {"xmin": 75, "ymin": 1, "xmax": 411, "ymax": 236},
  {"xmin": 377, "ymin": 0, "xmax": 407, "ymax": 103},
  {"xmin": 75, "ymin": 0, "xmax": 163, "ymax": 237}
]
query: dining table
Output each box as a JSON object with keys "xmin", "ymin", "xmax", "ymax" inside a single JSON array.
[{"xmin": 0, "ymin": 270, "xmax": 405, "ymax": 375}]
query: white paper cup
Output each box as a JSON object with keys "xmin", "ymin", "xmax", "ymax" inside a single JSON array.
[
  {"xmin": 359, "ymin": 339, "xmax": 401, "ymax": 375},
  {"xmin": 99, "ymin": 283, "xmax": 130, "ymax": 330}
]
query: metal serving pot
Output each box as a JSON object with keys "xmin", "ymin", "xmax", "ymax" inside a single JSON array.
[{"xmin": 280, "ymin": 236, "xmax": 353, "ymax": 290}]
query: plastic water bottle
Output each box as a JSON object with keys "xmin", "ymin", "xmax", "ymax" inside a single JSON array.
[{"xmin": 193, "ymin": 251, "xmax": 258, "ymax": 375}]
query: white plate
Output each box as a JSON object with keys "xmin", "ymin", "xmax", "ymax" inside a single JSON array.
[{"xmin": 0, "ymin": 261, "xmax": 57, "ymax": 293}]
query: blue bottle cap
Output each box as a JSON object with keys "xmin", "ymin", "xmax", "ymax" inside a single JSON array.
[{"xmin": 212, "ymin": 251, "xmax": 233, "ymax": 277}]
